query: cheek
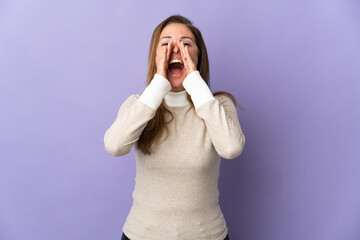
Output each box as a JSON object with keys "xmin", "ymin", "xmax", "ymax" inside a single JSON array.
[
  {"xmin": 156, "ymin": 45, "xmax": 164, "ymax": 57},
  {"xmin": 190, "ymin": 50, "xmax": 199, "ymax": 65},
  {"xmin": 156, "ymin": 47, "xmax": 161, "ymax": 57}
]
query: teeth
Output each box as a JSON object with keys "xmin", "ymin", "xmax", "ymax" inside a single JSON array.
[{"xmin": 169, "ymin": 59, "xmax": 183, "ymax": 64}]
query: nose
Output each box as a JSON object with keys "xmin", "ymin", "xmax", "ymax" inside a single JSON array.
[{"xmin": 172, "ymin": 42, "xmax": 180, "ymax": 53}]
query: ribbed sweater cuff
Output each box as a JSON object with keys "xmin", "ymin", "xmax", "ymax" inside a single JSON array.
[
  {"xmin": 138, "ymin": 74, "xmax": 172, "ymax": 110},
  {"xmin": 182, "ymin": 71, "xmax": 215, "ymax": 109}
]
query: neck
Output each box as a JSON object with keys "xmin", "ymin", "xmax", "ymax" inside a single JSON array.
[{"xmin": 164, "ymin": 90, "xmax": 190, "ymax": 106}]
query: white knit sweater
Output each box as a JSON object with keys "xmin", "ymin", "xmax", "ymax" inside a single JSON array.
[{"xmin": 104, "ymin": 71, "xmax": 245, "ymax": 240}]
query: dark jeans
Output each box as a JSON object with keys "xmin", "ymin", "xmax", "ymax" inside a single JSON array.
[{"xmin": 121, "ymin": 232, "xmax": 230, "ymax": 240}]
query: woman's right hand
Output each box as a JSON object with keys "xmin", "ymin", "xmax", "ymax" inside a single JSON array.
[{"xmin": 155, "ymin": 40, "xmax": 173, "ymax": 79}]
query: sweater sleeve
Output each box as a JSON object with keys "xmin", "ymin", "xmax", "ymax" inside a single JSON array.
[
  {"xmin": 104, "ymin": 74, "xmax": 171, "ymax": 157},
  {"xmin": 182, "ymin": 71, "xmax": 245, "ymax": 159}
]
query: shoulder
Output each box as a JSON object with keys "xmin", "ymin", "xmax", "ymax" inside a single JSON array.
[
  {"xmin": 214, "ymin": 94, "xmax": 235, "ymax": 106},
  {"xmin": 117, "ymin": 94, "xmax": 142, "ymax": 110},
  {"xmin": 213, "ymin": 94, "xmax": 239, "ymax": 114},
  {"xmin": 124, "ymin": 93, "xmax": 141, "ymax": 102}
]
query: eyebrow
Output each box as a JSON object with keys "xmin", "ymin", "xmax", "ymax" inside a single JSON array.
[{"xmin": 160, "ymin": 36, "xmax": 194, "ymax": 42}]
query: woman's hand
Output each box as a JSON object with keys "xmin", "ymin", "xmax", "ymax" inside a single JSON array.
[
  {"xmin": 178, "ymin": 39, "xmax": 197, "ymax": 76},
  {"xmin": 156, "ymin": 40, "xmax": 173, "ymax": 79}
]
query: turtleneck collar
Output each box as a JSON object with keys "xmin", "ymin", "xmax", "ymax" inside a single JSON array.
[{"xmin": 164, "ymin": 90, "xmax": 190, "ymax": 107}]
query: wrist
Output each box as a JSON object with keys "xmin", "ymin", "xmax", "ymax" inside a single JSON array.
[
  {"xmin": 156, "ymin": 70, "xmax": 167, "ymax": 80},
  {"xmin": 187, "ymin": 69, "xmax": 197, "ymax": 75}
]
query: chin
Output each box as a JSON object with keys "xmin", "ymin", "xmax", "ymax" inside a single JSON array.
[
  {"xmin": 169, "ymin": 81, "xmax": 182, "ymax": 89},
  {"xmin": 168, "ymin": 77, "xmax": 183, "ymax": 84},
  {"xmin": 168, "ymin": 74, "xmax": 186, "ymax": 84}
]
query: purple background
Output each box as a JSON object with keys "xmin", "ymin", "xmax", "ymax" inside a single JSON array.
[{"xmin": 1, "ymin": 0, "xmax": 359, "ymax": 239}]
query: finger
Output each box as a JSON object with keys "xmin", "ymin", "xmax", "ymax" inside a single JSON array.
[
  {"xmin": 179, "ymin": 40, "xmax": 187, "ymax": 66},
  {"xmin": 181, "ymin": 41, "xmax": 192, "ymax": 70},
  {"xmin": 183, "ymin": 43, "xmax": 194, "ymax": 64},
  {"xmin": 163, "ymin": 45, "xmax": 168, "ymax": 72},
  {"xmin": 167, "ymin": 40, "xmax": 173, "ymax": 61},
  {"xmin": 183, "ymin": 42, "xmax": 191, "ymax": 63},
  {"xmin": 161, "ymin": 45, "xmax": 168, "ymax": 76},
  {"xmin": 179, "ymin": 39, "xmax": 185, "ymax": 56},
  {"xmin": 180, "ymin": 48, "xmax": 188, "ymax": 72},
  {"xmin": 184, "ymin": 44, "xmax": 190, "ymax": 61},
  {"xmin": 164, "ymin": 44, "xmax": 167, "ymax": 61}
]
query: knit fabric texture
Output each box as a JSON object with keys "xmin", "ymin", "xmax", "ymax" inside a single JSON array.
[{"xmin": 104, "ymin": 71, "xmax": 245, "ymax": 240}]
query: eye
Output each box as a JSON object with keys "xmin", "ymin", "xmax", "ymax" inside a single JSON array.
[
  {"xmin": 161, "ymin": 43, "xmax": 168, "ymax": 46},
  {"xmin": 183, "ymin": 43, "xmax": 191, "ymax": 46}
]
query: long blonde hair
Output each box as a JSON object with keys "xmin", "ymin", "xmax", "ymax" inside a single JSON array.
[{"xmin": 136, "ymin": 15, "xmax": 244, "ymax": 155}]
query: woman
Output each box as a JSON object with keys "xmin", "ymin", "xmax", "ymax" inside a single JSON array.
[{"xmin": 104, "ymin": 15, "xmax": 245, "ymax": 240}]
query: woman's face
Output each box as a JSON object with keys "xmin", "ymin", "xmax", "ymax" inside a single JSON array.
[{"xmin": 157, "ymin": 23, "xmax": 199, "ymax": 92}]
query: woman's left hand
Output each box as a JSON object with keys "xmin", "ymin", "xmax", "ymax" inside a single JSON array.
[{"xmin": 178, "ymin": 39, "xmax": 197, "ymax": 76}]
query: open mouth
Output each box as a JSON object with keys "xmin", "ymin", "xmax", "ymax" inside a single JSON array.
[{"xmin": 168, "ymin": 59, "xmax": 184, "ymax": 76}]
